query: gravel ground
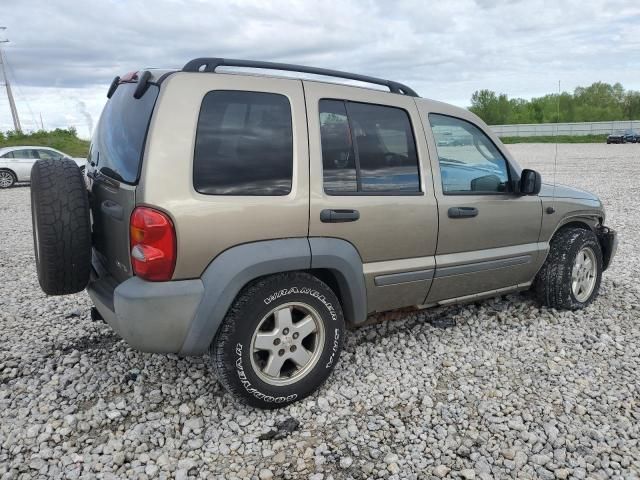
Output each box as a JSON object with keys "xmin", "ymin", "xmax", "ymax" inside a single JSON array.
[{"xmin": 1, "ymin": 143, "xmax": 639, "ymax": 479}]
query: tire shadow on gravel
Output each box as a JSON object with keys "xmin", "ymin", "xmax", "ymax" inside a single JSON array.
[{"xmin": 57, "ymin": 332, "xmax": 122, "ymax": 354}]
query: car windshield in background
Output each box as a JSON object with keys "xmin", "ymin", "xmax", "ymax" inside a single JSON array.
[{"xmin": 94, "ymin": 82, "xmax": 159, "ymax": 183}]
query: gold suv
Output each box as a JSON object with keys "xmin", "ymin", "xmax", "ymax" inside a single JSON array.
[{"xmin": 30, "ymin": 58, "xmax": 617, "ymax": 408}]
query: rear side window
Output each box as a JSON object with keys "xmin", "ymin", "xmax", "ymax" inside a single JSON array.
[
  {"xmin": 11, "ymin": 149, "xmax": 39, "ymax": 159},
  {"xmin": 94, "ymin": 82, "xmax": 159, "ymax": 183},
  {"xmin": 1, "ymin": 151, "xmax": 14, "ymax": 159},
  {"xmin": 194, "ymin": 91, "xmax": 293, "ymax": 195},
  {"xmin": 320, "ymin": 100, "xmax": 357, "ymax": 193},
  {"xmin": 319, "ymin": 100, "xmax": 420, "ymax": 194}
]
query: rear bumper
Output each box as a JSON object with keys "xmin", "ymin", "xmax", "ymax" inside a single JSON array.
[
  {"xmin": 87, "ymin": 255, "xmax": 204, "ymax": 353},
  {"xmin": 597, "ymin": 226, "xmax": 618, "ymax": 271}
]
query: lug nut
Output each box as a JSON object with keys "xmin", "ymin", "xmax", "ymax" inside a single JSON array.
[
  {"xmin": 273, "ymin": 338, "xmax": 281, "ymax": 345},
  {"xmin": 283, "ymin": 328, "xmax": 290, "ymax": 335},
  {"xmin": 278, "ymin": 349, "xmax": 285, "ymax": 356},
  {"xmin": 292, "ymin": 332, "xmax": 299, "ymax": 339},
  {"xmin": 290, "ymin": 345, "xmax": 297, "ymax": 352}
]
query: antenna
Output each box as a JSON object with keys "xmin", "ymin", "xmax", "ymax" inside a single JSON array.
[
  {"xmin": 548, "ymin": 80, "xmax": 560, "ymax": 215},
  {"xmin": 0, "ymin": 27, "xmax": 22, "ymax": 133}
]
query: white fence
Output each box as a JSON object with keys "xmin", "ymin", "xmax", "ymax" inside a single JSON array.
[{"xmin": 490, "ymin": 120, "xmax": 640, "ymax": 137}]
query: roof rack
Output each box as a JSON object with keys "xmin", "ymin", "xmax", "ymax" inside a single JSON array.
[{"xmin": 182, "ymin": 57, "xmax": 419, "ymax": 97}]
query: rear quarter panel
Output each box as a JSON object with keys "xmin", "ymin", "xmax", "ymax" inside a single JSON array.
[{"xmin": 138, "ymin": 72, "xmax": 310, "ymax": 279}]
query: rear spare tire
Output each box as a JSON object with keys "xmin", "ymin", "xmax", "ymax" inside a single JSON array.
[{"xmin": 31, "ymin": 158, "xmax": 91, "ymax": 295}]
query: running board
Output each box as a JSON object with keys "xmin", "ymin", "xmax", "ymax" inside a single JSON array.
[{"xmin": 417, "ymin": 282, "xmax": 532, "ymax": 309}]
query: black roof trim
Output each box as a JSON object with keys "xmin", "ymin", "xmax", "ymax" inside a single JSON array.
[{"xmin": 182, "ymin": 57, "xmax": 419, "ymax": 97}]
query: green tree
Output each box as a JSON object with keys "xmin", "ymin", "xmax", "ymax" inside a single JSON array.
[{"xmin": 468, "ymin": 82, "xmax": 639, "ymax": 124}]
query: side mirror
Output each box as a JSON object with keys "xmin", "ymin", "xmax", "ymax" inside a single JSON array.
[{"xmin": 519, "ymin": 169, "xmax": 542, "ymax": 195}]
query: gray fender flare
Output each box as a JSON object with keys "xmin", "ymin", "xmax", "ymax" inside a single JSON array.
[
  {"xmin": 309, "ymin": 237, "xmax": 367, "ymax": 326},
  {"xmin": 179, "ymin": 237, "xmax": 367, "ymax": 356}
]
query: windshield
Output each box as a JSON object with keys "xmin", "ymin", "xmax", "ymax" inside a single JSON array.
[{"xmin": 93, "ymin": 82, "xmax": 159, "ymax": 183}]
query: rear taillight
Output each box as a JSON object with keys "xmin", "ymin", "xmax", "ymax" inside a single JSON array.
[{"xmin": 129, "ymin": 207, "xmax": 176, "ymax": 281}]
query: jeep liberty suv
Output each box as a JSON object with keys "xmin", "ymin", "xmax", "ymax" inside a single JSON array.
[{"xmin": 30, "ymin": 58, "xmax": 618, "ymax": 408}]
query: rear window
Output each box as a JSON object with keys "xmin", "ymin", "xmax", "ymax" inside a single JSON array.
[
  {"xmin": 94, "ymin": 82, "xmax": 159, "ymax": 183},
  {"xmin": 193, "ymin": 91, "xmax": 293, "ymax": 195}
]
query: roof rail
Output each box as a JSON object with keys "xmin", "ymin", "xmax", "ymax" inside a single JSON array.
[{"xmin": 182, "ymin": 57, "xmax": 419, "ymax": 97}]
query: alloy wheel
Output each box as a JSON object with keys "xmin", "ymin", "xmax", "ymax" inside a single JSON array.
[
  {"xmin": 250, "ymin": 302, "xmax": 325, "ymax": 386},
  {"xmin": 571, "ymin": 247, "xmax": 597, "ymax": 302}
]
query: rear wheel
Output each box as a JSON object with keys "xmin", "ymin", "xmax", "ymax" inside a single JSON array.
[
  {"xmin": 535, "ymin": 228, "xmax": 603, "ymax": 310},
  {"xmin": 0, "ymin": 169, "xmax": 16, "ymax": 188},
  {"xmin": 30, "ymin": 158, "xmax": 92, "ymax": 295},
  {"xmin": 212, "ymin": 272, "xmax": 345, "ymax": 408}
]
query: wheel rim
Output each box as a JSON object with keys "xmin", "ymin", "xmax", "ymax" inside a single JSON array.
[
  {"xmin": 0, "ymin": 171, "xmax": 13, "ymax": 188},
  {"xmin": 250, "ymin": 302, "xmax": 325, "ymax": 386},
  {"xmin": 571, "ymin": 247, "xmax": 597, "ymax": 302}
]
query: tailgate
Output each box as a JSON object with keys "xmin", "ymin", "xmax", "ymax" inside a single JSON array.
[
  {"xmin": 87, "ymin": 79, "xmax": 159, "ymax": 283},
  {"xmin": 90, "ymin": 177, "xmax": 137, "ymax": 283}
]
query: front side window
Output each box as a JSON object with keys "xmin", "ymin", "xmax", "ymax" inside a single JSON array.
[
  {"xmin": 1, "ymin": 151, "xmax": 14, "ymax": 159},
  {"xmin": 429, "ymin": 114, "xmax": 510, "ymax": 194},
  {"xmin": 319, "ymin": 100, "xmax": 420, "ymax": 194},
  {"xmin": 194, "ymin": 91, "xmax": 293, "ymax": 196}
]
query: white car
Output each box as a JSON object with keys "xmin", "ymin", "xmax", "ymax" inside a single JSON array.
[{"xmin": 0, "ymin": 146, "xmax": 86, "ymax": 188}]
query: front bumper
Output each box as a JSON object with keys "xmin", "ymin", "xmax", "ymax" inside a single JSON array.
[
  {"xmin": 597, "ymin": 226, "xmax": 618, "ymax": 271},
  {"xmin": 87, "ymin": 255, "xmax": 204, "ymax": 353}
]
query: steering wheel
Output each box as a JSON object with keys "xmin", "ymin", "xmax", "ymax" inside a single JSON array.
[{"xmin": 383, "ymin": 152, "xmax": 406, "ymax": 166}]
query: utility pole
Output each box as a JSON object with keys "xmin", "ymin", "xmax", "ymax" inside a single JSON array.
[{"xmin": 0, "ymin": 27, "xmax": 22, "ymax": 133}]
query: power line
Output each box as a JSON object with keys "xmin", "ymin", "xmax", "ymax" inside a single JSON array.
[
  {"xmin": 0, "ymin": 27, "xmax": 22, "ymax": 132},
  {"xmin": 3, "ymin": 48, "xmax": 38, "ymax": 129}
]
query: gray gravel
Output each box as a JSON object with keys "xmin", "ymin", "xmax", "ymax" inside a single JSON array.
[{"xmin": 1, "ymin": 143, "xmax": 639, "ymax": 479}]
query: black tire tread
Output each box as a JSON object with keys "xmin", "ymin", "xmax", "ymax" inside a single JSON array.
[
  {"xmin": 31, "ymin": 158, "xmax": 91, "ymax": 295},
  {"xmin": 212, "ymin": 275, "xmax": 274, "ymax": 404},
  {"xmin": 535, "ymin": 228, "xmax": 602, "ymax": 310},
  {"xmin": 212, "ymin": 272, "xmax": 343, "ymax": 408}
]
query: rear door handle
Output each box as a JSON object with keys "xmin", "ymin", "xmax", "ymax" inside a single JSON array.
[
  {"xmin": 320, "ymin": 209, "xmax": 360, "ymax": 223},
  {"xmin": 448, "ymin": 207, "xmax": 478, "ymax": 218}
]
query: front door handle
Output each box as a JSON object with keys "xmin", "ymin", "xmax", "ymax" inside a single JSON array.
[
  {"xmin": 320, "ymin": 209, "xmax": 360, "ymax": 223},
  {"xmin": 448, "ymin": 206, "xmax": 478, "ymax": 218}
]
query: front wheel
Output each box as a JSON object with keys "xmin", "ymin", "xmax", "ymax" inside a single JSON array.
[
  {"xmin": 212, "ymin": 272, "xmax": 345, "ymax": 408},
  {"xmin": 535, "ymin": 228, "xmax": 603, "ymax": 310}
]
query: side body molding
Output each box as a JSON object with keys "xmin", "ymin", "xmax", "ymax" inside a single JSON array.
[
  {"xmin": 309, "ymin": 238, "xmax": 368, "ymax": 325},
  {"xmin": 179, "ymin": 239, "xmax": 311, "ymax": 355}
]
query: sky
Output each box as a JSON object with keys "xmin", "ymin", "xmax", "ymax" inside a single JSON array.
[{"xmin": 1, "ymin": 0, "xmax": 639, "ymax": 139}]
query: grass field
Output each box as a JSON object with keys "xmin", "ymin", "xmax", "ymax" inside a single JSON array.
[
  {"xmin": 500, "ymin": 134, "xmax": 608, "ymax": 144},
  {"xmin": 0, "ymin": 129, "xmax": 90, "ymax": 158}
]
